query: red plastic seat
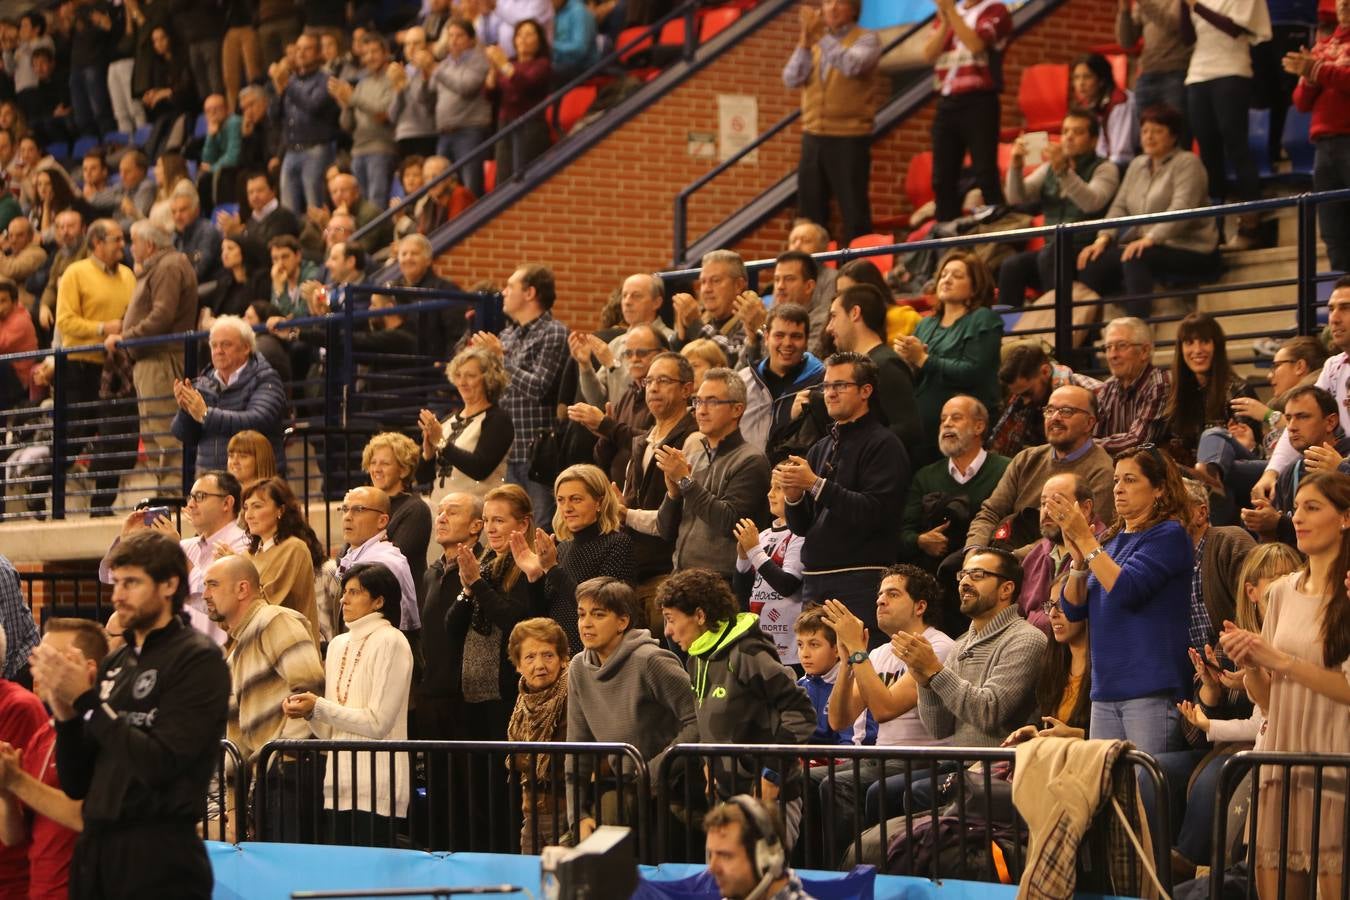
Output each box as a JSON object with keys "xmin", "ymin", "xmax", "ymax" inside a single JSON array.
[
  {"xmin": 699, "ymin": 7, "xmax": 741, "ymax": 41},
  {"xmin": 483, "ymin": 160, "xmax": 496, "ymax": 193},
  {"xmin": 904, "ymin": 151, "xmax": 934, "ymax": 211},
  {"xmin": 1026, "ymin": 213, "xmax": 1046, "ymax": 253},
  {"xmin": 1106, "ymin": 53, "xmax": 1129, "ymax": 90},
  {"xmin": 658, "ymin": 17, "xmax": 687, "ymax": 45},
  {"xmin": 848, "ymin": 234, "xmax": 895, "ymax": 276},
  {"xmin": 616, "ymin": 26, "xmax": 653, "ymax": 64},
  {"xmin": 556, "ymin": 84, "xmax": 597, "ymax": 134},
  {"xmin": 1018, "ymin": 63, "xmax": 1070, "ymax": 132}
]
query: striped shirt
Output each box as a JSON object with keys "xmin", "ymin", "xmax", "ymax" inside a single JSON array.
[{"xmin": 1094, "ymin": 363, "xmax": 1170, "ymax": 456}]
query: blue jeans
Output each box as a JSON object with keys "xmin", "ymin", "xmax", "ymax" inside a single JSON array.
[
  {"xmin": 506, "ymin": 459, "xmax": 556, "ymax": 532},
  {"xmin": 1176, "ymin": 750, "xmax": 1228, "ymax": 863},
  {"xmin": 280, "ymin": 143, "xmax": 335, "ymax": 216},
  {"xmin": 1314, "ymin": 134, "xmax": 1350, "ymax": 271},
  {"xmin": 70, "ymin": 66, "xmax": 116, "ymax": 138},
  {"xmin": 352, "ymin": 152, "xmax": 396, "ymax": 209},
  {"xmin": 1196, "ymin": 426, "xmax": 1267, "ymax": 524},
  {"xmin": 1134, "ymin": 70, "xmax": 1189, "ymax": 146},
  {"xmin": 1090, "ymin": 696, "xmax": 1188, "ymax": 756},
  {"xmin": 863, "ymin": 761, "xmax": 960, "ymax": 824},
  {"xmin": 438, "ymin": 126, "xmax": 492, "ymax": 198}
]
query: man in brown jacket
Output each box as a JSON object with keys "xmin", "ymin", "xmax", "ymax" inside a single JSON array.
[{"xmin": 107, "ymin": 221, "xmax": 198, "ymax": 489}]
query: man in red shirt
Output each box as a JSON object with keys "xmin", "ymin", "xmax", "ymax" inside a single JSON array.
[
  {"xmin": 1287, "ymin": 0, "xmax": 1350, "ymax": 270},
  {"xmin": 0, "ymin": 619, "xmax": 107, "ymax": 900},
  {"xmin": 0, "ymin": 621, "xmax": 51, "ymax": 899}
]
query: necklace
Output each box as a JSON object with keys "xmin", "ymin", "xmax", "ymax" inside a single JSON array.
[{"xmin": 335, "ymin": 634, "xmax": 373, "ymax": 705}]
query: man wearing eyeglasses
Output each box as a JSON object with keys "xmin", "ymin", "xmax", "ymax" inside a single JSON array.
[
  {"xmin": 572, "ymin": 274, "xmax": 675, "ymax": 405},
  {"xmin": 780, "ymin": 351, "xmax": 908, "ymax": 648},
  {"xmin": 1093, "ymin": 317, "xmax": 1170, "ymax": 456},
  {"xmin": 567, "ymin": 323, "xmax": 665, "ymax": 484},
  {"xmin": 335, "ymin": 486, "xmax": 421, "ymax": 633},
  {"xmin": 98, "ymin": 471, "xmax": 250, "ymax": 644},
  {"xmin": 967, "ymin": 384, "xmax": 1115, "ymax": 555},
  {"xmin": 901, "ymin": 547, "xmax": 1046, "ymax": 749},
  {"xmin": 1018, "ymin": 472, "xmax": 1100, "ymax": 635},
  {"xmin": 656, "ymin": 366, "xmax": 771, "ymax": 584}
]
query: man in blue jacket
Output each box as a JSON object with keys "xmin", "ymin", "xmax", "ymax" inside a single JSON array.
[{"xmin": 170, "ymin": 315, "xmax": 287, "ymax": 475}]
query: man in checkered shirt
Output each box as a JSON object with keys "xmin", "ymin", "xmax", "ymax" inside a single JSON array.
[{"xmin": 468, "ymin": 264, "xmax": 569, "ymax": 526}]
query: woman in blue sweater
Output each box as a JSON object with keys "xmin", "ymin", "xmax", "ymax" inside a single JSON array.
[{"xmin": 1047, "ymin": 444, "xmax": 1193, "ymax": 754}]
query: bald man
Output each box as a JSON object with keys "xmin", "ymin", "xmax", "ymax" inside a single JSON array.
[
  {"xmin": 336, "ymin": 487, "xmax": 421, "ymax": 631},
  {"xmin": 202, "ymin": 556, "xmax": 323, "ymax": 839}
]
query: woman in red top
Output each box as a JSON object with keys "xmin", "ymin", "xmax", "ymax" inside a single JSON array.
[
  {"xmin": 485, "ymin": 19, "xmax": 553, "ymax": 183},
  {"xmin": 1286, "ymin": 0, "xmax": 1350, "ymax": 271}
]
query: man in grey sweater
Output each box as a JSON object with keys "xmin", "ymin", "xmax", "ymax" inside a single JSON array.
[
  {"xmin": 566, "ymin": 577, "xmax": 697, "ymax": 840},
  {"xmin": 656, "ymin": 367, "xmax": 772, "ymax": 582},
  {"xmin": 897, "ymin": 547, "xmax": 1046, "ymax": 755},
  {"xmin": 333, "ymin": 35, "xmax": 398, "ymax": 208}
]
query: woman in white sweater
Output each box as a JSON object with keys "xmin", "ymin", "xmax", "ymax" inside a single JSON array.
[{"xmin": 284, "ymin": 562, "xmax": 414, "ymax": 847}]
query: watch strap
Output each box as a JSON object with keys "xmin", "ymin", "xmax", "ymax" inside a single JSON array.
[{"xmin": 847, "ymin": 649, "xmax": 868, "ymax": 666}]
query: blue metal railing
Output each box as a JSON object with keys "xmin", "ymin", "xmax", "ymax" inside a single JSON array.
[
  {"xmin": 0, "ymin": 285, "xmax": 501, "ymax": 522},
  {"xmin": 662, "ymin": 189, "xmax": 1350, "ymax": 363}
]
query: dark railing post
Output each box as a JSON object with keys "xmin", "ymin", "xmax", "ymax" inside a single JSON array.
[
  {"xmin": 1296, "ymin": 193, "xmax": 1319, "ymax": 336},
  {"xmin": 50, "ymin": 351, "xmax": 67, "ymax": 520},
  {"xmin": 682, "ymin": 3, "xmax": 697, "ymax": 60},
  {"xmin": 674, "ymin": 193, "xmax": 688, "ymax": 265},
  {"xmin": 1052, "ymin": 223, "xmax": 1075, "ymax": 360},
  {"xmin": 181, "ymin": 335, "xmax": 199, "ymax": 495}
]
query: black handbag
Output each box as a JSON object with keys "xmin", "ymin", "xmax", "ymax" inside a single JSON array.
[{"xmin": 527, "ymin": 422, "xmax": 565, "ymax": 485}]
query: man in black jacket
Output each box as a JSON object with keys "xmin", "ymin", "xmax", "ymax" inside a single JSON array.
[
  {"xmin": 779, "ymin": 351, "xmax": 909, "ymax": 648},
  {"xmin": 32, "ymin": 531, "xmax": 228, "ymax": 900}
]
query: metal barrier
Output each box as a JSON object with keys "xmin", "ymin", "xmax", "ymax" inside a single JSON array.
[
  {"xmin": 655, "ymin": 743, "xmax": 1170, "ymax": 891},
  {"xmin": 0, "ymin": 285, "xmax": 500, "ymax": 523},
  {"xmin": 1210, "ymin": 750, "xmax": 1350, "ymax": 900},
  {"xmin": 253, "ymin": 740, "xmax": 652, "ymax": 860},
  {"xmin": 202, "ymin": 739, "xmax": 248, "ymax": 843},
  {"xmin": 662, "ymin": 188, "xmax": 1350, "ymax": 365},
  {"xmin": 17, "ymin": 570, "xmax": 111, "ymax": 625}
]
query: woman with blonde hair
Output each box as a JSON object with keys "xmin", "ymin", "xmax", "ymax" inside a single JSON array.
[
  {"xmin": 363, "ymin": 432, "xmax": 433, "ymax": 591},
  {"xmin": 505, "ymin": 616, "xmax": 570, "ymax": 853},
  {"xmin": 679, "ymin": 338, "xmax": 727, "ymax": 389},
  {"xmin": 417, "ymin": 346, "xmax": 514, "ymax": 506},
  {"xmin": 893, "ymin": 250, "xmax": 1003, "ymax": 463},
  {"xmin": 1172, "ymin": 542, "xmax": 1303, "ymax": 878},
  {"xmin": 227, "ymin": 430, "xmax": 278, "ymax": 492},
  {"xmin": 509, "ymin": 463, "xmax": 635, "ymax": 654}
]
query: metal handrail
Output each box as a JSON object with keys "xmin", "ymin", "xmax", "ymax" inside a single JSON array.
[
  {"xmin": 350, "ymin": 0, "xmax": 709, "ymax": 250},
  {"xmin": 672, "ymin": 13, "xmax": 935, "ymax": 264}
]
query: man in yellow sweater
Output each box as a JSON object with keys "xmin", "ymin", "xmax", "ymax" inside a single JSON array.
[{"xmin": 53, "ymin": 219, "xmax": 137, "ymax": 515}]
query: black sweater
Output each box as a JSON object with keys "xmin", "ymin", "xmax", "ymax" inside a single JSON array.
[
  {"xmin": 784, "ymin": 411, "xmax": 910, "ymax": 571},
  {"xmin": 543, "ymin": 522, "xmax": 636, "ymax": 655},
  {"xmin": 56, "ymin": 617, "xmax": 229, "ymax": 829},
  {"xmin": 622, "ymin": 412, "xmax": 699, "ymax": 580}
]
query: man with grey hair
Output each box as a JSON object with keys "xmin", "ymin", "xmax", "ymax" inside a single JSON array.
[
  {"xmin": 390, "ymin": 232, "xmax": 463, "ymax": 358},
  {"xmin": 1093, "ymin": 316, "xmax": 1170, "ymax": 455},
  {"xmin": 656, "ymin": 366, "xmax": 771, "ymax": 582},
  {"xmin": 900, "ymin": 395, "xmax": 1010, "ymax": 569},
  {"xmin": 107, "ymin": 220, "xmax": 198, "ymax": 487},
  {"xmin": 171, "ymin": 315, "xmax": 286, "ymax": 475},
  {"xmin": 787, "ymin": 218, "xmax": 837, "ymax": 356},
  {"xmin": 671, "ymin": 249, "xmax": 755, "ymax": 363},
  {"xmin": 170, "ymin": 183, "xmax": 222, "ymax": 288},
  {"xmin": 35, "ymin": 209, "xmax": 85, "ymax": 343},
  {"xmin": 572, "ymin": 272, "xmax": 675, "ymax": 405}
]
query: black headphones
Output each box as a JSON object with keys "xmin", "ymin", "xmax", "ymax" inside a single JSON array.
[{"xmin": 728, "ymin": 794, "xmax": 786, "ymax": 884}]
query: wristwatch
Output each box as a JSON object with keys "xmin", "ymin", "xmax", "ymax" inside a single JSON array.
[
  {"xmin": 1083, "ymin": 546, "xmax": 1105, "ymax": 567},
  {"xmin": 677, "ymin": 475, "xmax": 695, "ymax": 494},
  {"xmin": 847, "ymin": 649, "xmax": 868, "ymax": 667}
]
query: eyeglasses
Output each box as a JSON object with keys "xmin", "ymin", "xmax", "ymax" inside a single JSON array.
[
  {"xmin": 1270, "ymin": 358, "xmax": 1295, "ymax": 369},
  {"xmin": 821, "ymin": 381, "xmax": 859, "ymax": 393},
  {"xmin": 644, "ymin": 375, "xmax": 686, "ymax": 389},
  {"xmin": 690, "ymin": 397, "xmax": 738, "ymax": 409},
  {"xmin": 188, "ymin": 490, "xmax": 228, "ymax": 503},
  {"xmin": 1039, "ymin": 600, "xmax": 1062, "ymax": 616},
  {"xmin": 622, "ymin": 347, "xmax": 659, "ymax": 359},
  {"xmin": 339, "ymin": 504, "xmax": 384, "ymax": 516},
  {"xmin": 957, "ymin": 567, "xmax": 1011, "ymax": 583},
  {"xmin": 1043, "ymin": 405, "xmax": 1091, "ymax": 419},
  {"xmin": 1102, "ymin": 342, "xmax": 1145, "ymax": 353}
]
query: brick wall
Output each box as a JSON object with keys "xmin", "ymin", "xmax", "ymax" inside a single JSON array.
[{"xmin": 436, "ymin": 0, "xmax": 1121, "ymax": 330}]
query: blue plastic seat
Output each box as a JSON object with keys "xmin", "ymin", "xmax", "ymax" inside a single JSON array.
[
  {"xmin": 132, "ymin": 124, "xmax": 152, "ymax": 147},
  {"xmin": 193, "ymin": 114, "xmax": 207, "ymax": 139},
  {"xmin": 1283, "ymin": 108, "xmax": 1315, "ymax": 176},
  {"xmin": 70, "ymin": 135, "xmax": 99, "ymax": 161}
]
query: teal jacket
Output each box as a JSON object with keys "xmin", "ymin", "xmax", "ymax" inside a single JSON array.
[{"xmin": 681, "ymin": 613, "xmax": 816, "ymax": 797}]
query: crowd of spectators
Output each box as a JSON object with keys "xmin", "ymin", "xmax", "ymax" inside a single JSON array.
[{"xmin": 0, "ymin": 0, "xmax": 1349, "ymax": 894}]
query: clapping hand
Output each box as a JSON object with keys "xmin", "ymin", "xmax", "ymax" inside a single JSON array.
[
  {"xmin": 173, "ymin": 378, "xmax": 208, "ymax": 422},
  {"xmin": 456, "ymin": 542, "xmax": 481, "ymax": 587},
  {"xmin": 1176, "ymin": 700, "xmax": 1211, "ymax": 733},
  {"xmin": 772, "ymin": 455, "xmax": 817, "ymax": 500},
  {"xmin": 1282, "ymin": 47, "xmax": 1315, "ymax": 78},
  {"xmin": 0, "ymin": 743, "xmax": 20, "ymax": 790},
  {"xmin": 1218, "ymin": 619, "xmax": 1287, "ymax": 672},
  {"xmin": 732, "ymin": 517, "xmax": 759, "ymax": 558},
  {"xmin": 469, "ymin": 331, "xmax": 504, "ymax": 356},
  {"xmin": 820, "ymin": 599, "xmax": 866, "ymax": 653},
  {"xmin": 672, "ymin": 292, "xmax": 700, "ymax": 328},
  {"xmin": 735, "ymin": 291, "xmax": 766, "ymax": 334},
  {"xmin": 566, "ymin": 402, "xmax": 606, "ymax": 433},
  {"xmin": 893, "ymin": 334, "xmax": 928, "ymax": 368},
  {"xmin": 1304, "ymin": 441, "xmax": 1345, "ymax": 474},
  {"xmin": 653, "ymin": 445, "xmax": 692, "ymax": 483},
  {"xmin": 418, "ymin": 409, "xmax": 444, "ymax": 452}
]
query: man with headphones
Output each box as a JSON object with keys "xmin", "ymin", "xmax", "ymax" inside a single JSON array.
[{"xmin": 704, "ymin": 795, "xmax": 816, "ymax": 900}]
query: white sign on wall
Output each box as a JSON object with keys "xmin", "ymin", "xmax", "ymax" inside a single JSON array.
[{"xmin": 717, "ymin": 94, "xmax": 759, "ymax": 164}]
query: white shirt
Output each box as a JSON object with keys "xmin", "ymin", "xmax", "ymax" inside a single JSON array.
[
  {"xmin": 1266, "ymin": 352, "xmax": 1350, "ymax": 475},
  {"xmin": 855, "ymin": 626, "xmax": 956, "ymax": 747},
  {"xmin": 947, "ymin": 448, "xmax": 989, "ymax": 486},
  {"xmin": 338, "ymin": 530, "xmax": 421, "ymax": 630}
]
